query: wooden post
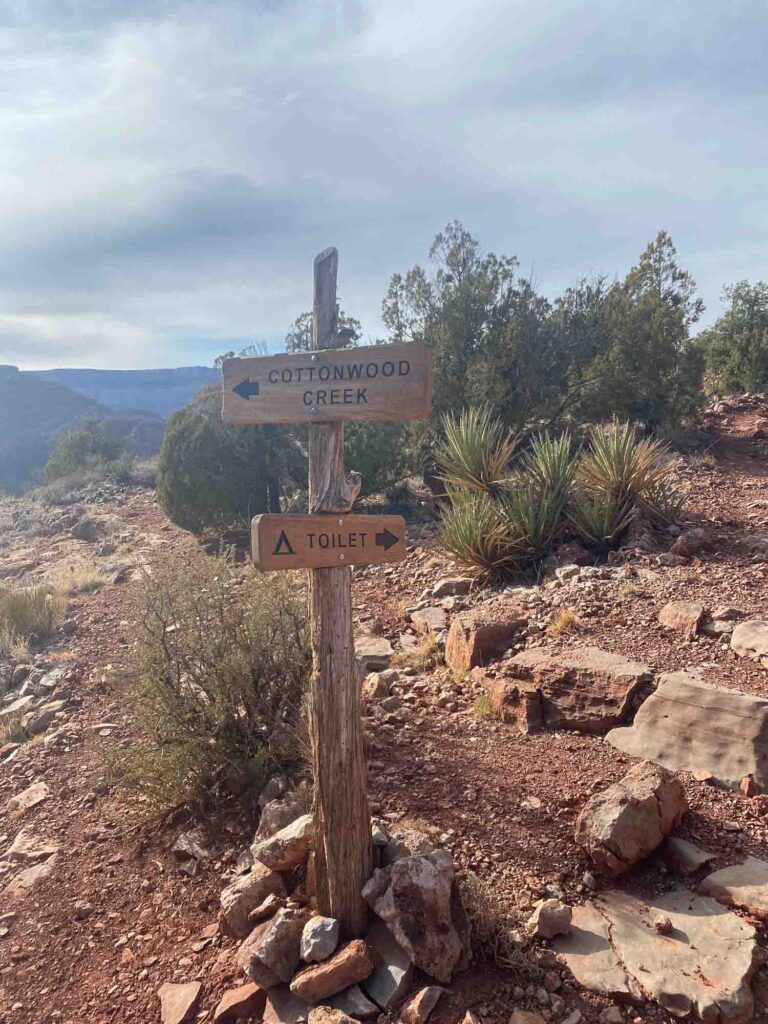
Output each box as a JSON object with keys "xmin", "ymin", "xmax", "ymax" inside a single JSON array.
[{"xmin": 307, "ymin": 247, "xmax": 372, "ymax": 938}]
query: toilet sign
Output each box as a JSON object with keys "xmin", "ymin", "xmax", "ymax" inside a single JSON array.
[
  {"xmin": 252, "ymin": 513, "xmax": 406, "ymax": 571},
  {"xmin": 221, "ymin": 342, "xmax": 432, "ymax": 424}
]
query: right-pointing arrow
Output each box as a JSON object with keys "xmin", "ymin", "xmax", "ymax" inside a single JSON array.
[{"xmin": 375, "ymin": 528, "xmax": 399, "ymax": 551}]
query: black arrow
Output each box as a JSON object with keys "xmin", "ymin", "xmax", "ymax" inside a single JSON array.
[
  {"xmin": 375, "ymin": 528, "xmax": 399, "ymax": 551},
  {"xmin": 233, "ymin": 379, "xmax": 260, "ymax": 400}
]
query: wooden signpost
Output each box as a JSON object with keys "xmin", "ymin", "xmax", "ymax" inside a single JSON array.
[
  {"xmin": 222, "ymin": 341, "xmax": 433, "ymax": 425},
  {"xmin": 222, "ymin": 248, "xmax": 432, "ymax": 939},
  {"xmin": 252, "ymin": 513, "xmax": 406, "ymax": 571}
]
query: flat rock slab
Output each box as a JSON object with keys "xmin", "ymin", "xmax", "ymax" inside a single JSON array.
[
  {"xmin": 700, "ymin": 857, "xmax": 768, "ymax": 919},
  {"xmin": 607, "ymin": 670, "xmax": 768, "ymax": 790},
  {"xmin": 356, "ymin": 636, "xmax": 394, "ymax": 671},
  {"xmin": 4, "ymin": 854, "xmax": 58, "ymax": 899},
  {"xmin": 554, "ymin": 888, "xmax": 758, "ymax": 1022},
  {"xmin": 7, "ymin": 781, "xmax": 50, "ymax": 814},
  {"xmin": 410, "ymin": 607, "xmax": 448, "ymax": 635},
  {"xmin": 504, "ymin": 646, "xmax": 652, "ymax": 735},
  {"xmin": 662, "ymin": 836, "xmax": 716, "ymax": 876}
]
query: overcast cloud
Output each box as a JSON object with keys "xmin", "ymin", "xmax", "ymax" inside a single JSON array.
[{"xmin": 0, "ymin": 0, "xmax": 766, "ymax": 369}]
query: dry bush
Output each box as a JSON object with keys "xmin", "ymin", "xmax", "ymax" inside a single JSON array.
[
  {"xmin": 392, "ymin": 634, "xmax": 443, "ymax": 672},
  {"xmin": 459, "ymin": 870, "xmax": 530, "ymax": 974},
  {"xmin": 109, "ymin": 545, "xmax": 311, "ymax": 813},
  {"xmin": 0, "ymin": 584, "xmax": 63, "ymax": 655},
  {"xmin": 547, "ymin": 607, "xmax": 578, "ymax": 636}
]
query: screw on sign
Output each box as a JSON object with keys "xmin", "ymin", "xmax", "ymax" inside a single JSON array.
[{"xmin": 220, "ymin": 248, "xmax": 433, "ymax": 939}]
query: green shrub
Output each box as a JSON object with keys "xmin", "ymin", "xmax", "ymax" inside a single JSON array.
[
  {"xmin": 111, "ymin": 546, "xmax": 310, "ymax": 812},
  {"xmin": 44, "ymin": 419, "xmax": 129, "ymax": 482},
  {"xmin": 157, "ymin": 387, "xmax": 304, "ymax": 534},
  {"xmin": 0, "ymin": 584, "xmax": 63, "ymax": 654},
  {"xmin": 435, "ymin": 406, "xmax": 517, "ymax": 495},
  {"xmin": 436, "ymin": 410, "xmax": 684, "ymax": 576},
  {"xmin": 344, "ymin": 421, "xmax": 410, "ymax": 497}
]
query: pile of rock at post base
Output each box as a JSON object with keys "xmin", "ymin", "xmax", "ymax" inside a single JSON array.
[{"xmin": 166, "ymin": 777, "xmax": 471, "ymax": 1024}]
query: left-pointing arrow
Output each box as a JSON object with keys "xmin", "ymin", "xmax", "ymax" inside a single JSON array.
[
  {"xmin": 375, "ymin": 528, "xmax": 399, "ymax": 551},
  {"xmin": 233, "ymin": 379, "xmax": 260, "ymax": 400}
]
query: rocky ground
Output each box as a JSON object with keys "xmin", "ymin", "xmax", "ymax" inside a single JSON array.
[{"xmin": 3, "ymin": 396, "xmax": 768, "ymax": 1024}]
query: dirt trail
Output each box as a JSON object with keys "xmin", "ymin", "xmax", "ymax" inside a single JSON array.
[{"xmin": 3, "ymin": 402, "xmax": 768, "ymax": 1022}]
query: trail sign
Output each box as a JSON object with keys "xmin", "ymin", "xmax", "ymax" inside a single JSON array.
[
  {"xmin": 221, "ymin": 342, "xmax": 433, "ymax": 425},
  {"xmin": 252, "ymin": 513, "xmax": 406, "ymax": 571}
]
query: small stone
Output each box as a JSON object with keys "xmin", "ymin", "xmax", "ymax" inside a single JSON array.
[
  {"xmin": 740, "ymin": 776, "xmax": 759, "ymax": 797},
  {"xmin": 301, "ymin": 916, "xmax": 340, "ymax": 963},
  {"xmin": 543, "ymin": 971, "xmax": 561, "ymax": 993},
  {"xmin": 658, "ymin": 601, "xmax": 705, "ymax": 638},
  {"xmin": 221, "ymin": 862, "xmax": 287, "ymax": 938},
  {"xmin": 510, "ymin": 1013, "xmax": 546, "ymax": 1024},
  {"xmin": 308, "ymin": 1009, "xmax": 356, "ymax": 1024},
  {"xmin": 157, "ymin": 981, "xmax": 202, "ymax": 1024},
  {"xmin": 289, "ymin": 940, "xmax": 374, "ymax": 1003},
  {"xmin": 252, "ymin": 815, "xmax": 314, "ymax": 872},
  {"xmin": 599, "ymin": 1008, "xmax": 623, "ymax": 1024},
  {"xmin": 527, "ymin": 899, "xmax": 572, "ymax": 939},
  {"xmin": 654, "ymin": 915, "xmax": 672, "ymax": 935},
  {"xmin": 400, "ymin": 986, "xmax": 444, "ymax": 1024},
  {"xmin": 214, "ymin": 983, "xmax": 267, "ymax": 1023},
  {"xmin": 73, "ymin": 900, "xmax": 93, "ymax": 921}
]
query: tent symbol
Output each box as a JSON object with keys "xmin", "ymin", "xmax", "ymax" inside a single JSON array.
[{"xmin": 273, "ymin": 530, "xmax": 295, "ymax": 556}]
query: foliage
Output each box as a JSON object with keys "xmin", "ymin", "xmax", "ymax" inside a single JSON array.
[
  {"xmin": 699, "ymin": 281, "xmax": 768, "ymax": 393},
  {"xmin": 112, "ymin": 546, "xmax": 310, "ymax": 812},
  {"xmin": 285, "ymin": 309, "xmax": 362, "ymax": 352},
  {"xmin": 437, "ymin": 410, "xmax": 683, "ymax": 576},
  {"xmin": 435, "ymin": 406, "xmax": 517, "ymax": 495},
  {"xmin": 459, "ymin": 871, "xmax": 529, "ymax": 973},
  {"xmin": 344, "ymin": 420, "xmax": 409, "ymax": 497},
  {"xmin": 44, "ymin": 419, "xmax": 131, "ymax": 482},
  {"xmin": 157, "ymin": 386, "xmax": 304, "ymax": 534},
  {"xmin": 0, "ymin": 584, "xmax": 63, "ymax": 655}
]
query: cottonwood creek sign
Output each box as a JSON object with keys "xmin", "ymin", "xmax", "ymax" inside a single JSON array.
[
  {"xmin": 251, "ymin": 513, "xmax": 406, "ymax": 570},
  {"xmin": 221, "ymin": 341, "xmax": 432, "ymax": 424}
]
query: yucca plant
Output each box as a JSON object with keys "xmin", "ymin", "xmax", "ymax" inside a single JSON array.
[
  {"xmin": 568, "ymin": 492, "xmax": 635, "ymax": 551},
  {"xmin": 497, "ymin": 482, "xmax": 564, "ymax": 560},
  {"xmin": 438, "ymin": 491, "xmax": 520, "ymax": 575},
  {"xmin": 639, "ymin": 481, "xmax": 686, "ymax": 526},
  {"xmin": 436, "ymin": 406, "xmax": 517, "ymax": 496},
  {"xmin": 577, "ymin": 422, "xmax": 671, "ymax": 508},
  {"xmin": 521, "ymin": 431, "xmax": 575, "ymax": 506}
]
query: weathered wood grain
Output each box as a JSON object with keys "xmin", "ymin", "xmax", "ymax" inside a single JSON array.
[
  {"xmin": 252, "ymin": 513, "xmax": 406, "ymax": 571},
  {"xmin": 307, "ymin": 247, "xmax": 373, "ymax": 938},
  {"xmin": 221, "ymin": 341, "xmax": 433, "ymax": 425}
]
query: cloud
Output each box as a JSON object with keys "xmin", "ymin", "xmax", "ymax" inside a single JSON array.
[{"xmin": 0, "ymin": 0, "xmax": 766, "ymax": 368}]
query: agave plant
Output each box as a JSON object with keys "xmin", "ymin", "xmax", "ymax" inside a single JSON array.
[
  {"xmin": 438, "ymin": 491, "xmax": 520, "ymax": 575},
  {"xmin": 577, "ymin": 422, "xmax": 672, "ymax": 507},
  {"xmin": 435, "ymin": 406, "xmax": 517, "ymax": 496},
  {"xmin": 567, "ymin": 492, "xmax": 635, "ymax": 551}
]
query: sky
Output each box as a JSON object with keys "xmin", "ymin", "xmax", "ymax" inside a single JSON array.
[{"xmin": 0, "ymin": 0, "xmax": 766, "ymax": 371}]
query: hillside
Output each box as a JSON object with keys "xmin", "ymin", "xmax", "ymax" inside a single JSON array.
[
  {"xmin": 31, "ymin": 366, "xmax": 219, "ymax": 419},
  {"xmin": 0, "ymin": 369, "xmax": 109, "ymax": 493},
  {"xmin": 2, "ymin": 397, "xmax": 768, "ymax": 1021}
]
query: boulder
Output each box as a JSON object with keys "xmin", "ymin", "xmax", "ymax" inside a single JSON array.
[
  {"xmin": 4, "ymin": 854, "xmax": 58, "ymax": 898},
  {"xmin": 252, "ymin": 814, "xmax": 314, "ymax": 872},
  {"xmin": 658, "ymin": 601, "xmax": 706, "ymax": 638},
  {"xmin": 289, "ymin": 940, "xmax": 374, "ymax": 1003},
  {"xmin": 607, "ymin": 670, "xmax": 768, "ymax": 790},
  {"xmin": 22, "ymin": 700, "xmax": 66, "ymax": 736},
  {"xmin": 527, "ymin": 898, "xmax": 572, "ymax": 939},
  {"xmin": 731, "ymin": 620, "xmax": 768, "ymax": 665},
  {"xmin": 700, "ymin": 857, "xmax": 768, "ymax": 920},
  {"xmin": 157, "ymin": 982, "xmax": 202, "ymax": 1024},
  {"xmin": 220, "ymin": 862, "xmax": 287, "ymax": 938},
  {"xmin": 361, "ymin": 673, "xmax": 390, "ymax": 702},
  {"xmin": 362, "ymin": 849, "xmax": 469, "ymax": 983},
  {"xmin": 356, "ymin": 636, "xmax": 394, "ymax": 671},
  {"xmin": 445, "ymin": 601, "xmax": 528, "ymax": 676},
  {"xmin": 4, "ymin": 828, "xmax": 58, "ymax": 865},
  {"xmin": 214, "ymin": 982, "xmax": 266, "ymax": 1023},
  {"xmin": 301, "ymin": 916, "xmax": 340, "ymax": 963},
  {"xmin": 263, "ymin": 987, "xmax": 310, "ymax": 1024},
  {"xmin": 382, "ymin": 827, "xmax": 435, "ymax": 865},
  {"xmin": 669, "ymin": 528, "xmax": 708, "ymax": 558},
  {"xmin": 575, "ymin": 762, "xmax": 687, "ymax": 877},
  {"xmin": 256, "ymin": 796, "xmax": 309, "ymax": 841},
  {"xmin": 480, "ymin": 647, "xmax": 652, "ymax": 735},
  {"xmin": 554, "ymin": 888, "xmax": 758, "ymax": 1022},
  {"xmin": 325, "ymin": 985, "xmax": 379, "ymax": 1020},
  {"xmin": 237, "ymin": 908, "xmax": 310, "ymax": 988}
]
